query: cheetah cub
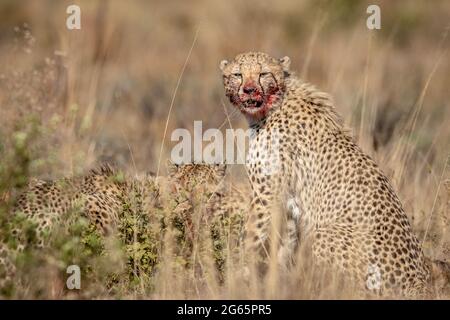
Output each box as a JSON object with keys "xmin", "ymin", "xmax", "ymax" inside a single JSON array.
[
  {"xmin": 0, "ymin": 165, "xmax": 160, "ymax": 290},
  {"xmin": 220, "ymin": 51, "xmax": 430, "ymax": 297}
]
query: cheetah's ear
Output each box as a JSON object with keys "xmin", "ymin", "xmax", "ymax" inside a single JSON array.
[
  {"xmin": 214, "ymin": 163, "xmax": 227, "ymax": 180},
  {"xmin": 279, "ymin": 56, "xmax": 291, "ymax": 72},
  {"xmin": 219, "ymin": 60, "xmax": 229, "ymax": 72}
]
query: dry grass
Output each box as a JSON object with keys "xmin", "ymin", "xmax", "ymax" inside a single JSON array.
[{"xmin": 0, "ymin": 0, "xmax": 449, "ymax": 299}]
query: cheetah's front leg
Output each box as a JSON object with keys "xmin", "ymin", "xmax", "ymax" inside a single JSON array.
[
  {"xmin": 243, "ymin": 181, "xmax": 292, "ymax": 273},
  {"xmin": 277, "ymin": 217, "xmax": 300, "ymax": 269},
  {"xmin": 244, "ymin": 197, "xmax": 272, "ymax": 260}
]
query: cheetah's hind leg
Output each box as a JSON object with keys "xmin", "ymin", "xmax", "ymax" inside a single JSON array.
[
  {"xmin": 309, "ymin": 223, "xmax": 430, "ymax": 298},
  {"xmin": 308, "ymin": 224, "xmax": 382, "ymax": 298}
]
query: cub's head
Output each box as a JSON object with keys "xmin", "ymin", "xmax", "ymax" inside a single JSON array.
[
  {"xmin": 220, "ymin": 52, "xmax": 290, "ymax": 122},
  {"xmin": 167, "ymin": 162, "xmax": 226, "ymax": 193}
]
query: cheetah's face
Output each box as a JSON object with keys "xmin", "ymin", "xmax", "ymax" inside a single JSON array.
[
  {"xmin": 168, "ymin": 163, "xmax": 226, "ymax": 193},
  {"xmin": 220, "ymin": 52, "xmax": 290, "ymax": 121}
]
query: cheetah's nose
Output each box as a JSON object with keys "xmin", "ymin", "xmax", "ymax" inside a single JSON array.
[{"xmin": 243, "ymin": 86, "xmax": 257, "ymax": 94}]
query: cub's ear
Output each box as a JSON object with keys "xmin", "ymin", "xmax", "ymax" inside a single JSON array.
[
  {"xmin": 166, "ymin": 159, "xmax": 179, "ymax": 176},
  {"xmin": 279, "ymin": 56, "xmax": 291, "ymax": 72},
  {"xmin": 214, "ymin": 163, "xmax": 227, "ymax": 179},
  {"xmin": 145, "ymin": 170, "xmax": 156, "ymax": 177},
  {"xmin": 219, "ymin": 60, "xmax": 229, "ymax": 72}
]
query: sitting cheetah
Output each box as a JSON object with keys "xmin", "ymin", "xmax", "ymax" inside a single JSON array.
[{"xmin": 220, "ymin": 51, "xmax": 431, "ymax": 297}]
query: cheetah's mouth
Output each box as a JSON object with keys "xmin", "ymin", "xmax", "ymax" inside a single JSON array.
[{"xmin": 243, "ymin": 99, "xmax": 263, "ymax": 109}]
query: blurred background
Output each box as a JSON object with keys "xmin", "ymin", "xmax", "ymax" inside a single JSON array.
[{"xmin": 0, "ymin": 0, "xmax": 448, "ymax": 262}]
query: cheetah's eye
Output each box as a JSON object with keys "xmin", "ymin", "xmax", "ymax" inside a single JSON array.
[
  {"xmin": 260, "ymin": 72, "xmax": 270, "ymax": 76},
  {"xmin": 231, "ymin": 73, "xmax": 242, "ymax": 77}
]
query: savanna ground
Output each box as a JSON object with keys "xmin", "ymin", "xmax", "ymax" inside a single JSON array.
[{"xmin": 0, "ymin": 0, "xmax": 449, "ymax": 299}]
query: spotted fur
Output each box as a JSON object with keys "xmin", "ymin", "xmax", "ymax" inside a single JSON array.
[
  {"xmin": 12, "ymin": 164, "xmax": 128, "ymax": 245},
  {"xmin": 0, "ymin": 164, "xmax": 159, "ymax": 290}
]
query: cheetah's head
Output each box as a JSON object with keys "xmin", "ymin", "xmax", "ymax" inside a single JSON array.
[
  {"xmin": 220, "ymin": 52, "xmax": 290, "ymax": 122},
  {"xmin": 167, "ymin": 162, "xmax": 226, "ymax": 193}
]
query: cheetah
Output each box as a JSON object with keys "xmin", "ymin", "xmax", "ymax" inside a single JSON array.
[
  {"xmin": 0, "ymin": 161, "xmax": 249, "ymax": 292},
  {"xmin": 0, "ymin": 164, "xmax": 160, "ymax": 291},
  {"xmin": 11, "ymin": 164, "xmax": 128, "ymax": 246},
  {"xmin": 220, "ymin": 51, "xmax": 431, "ymax": 297},
  {"xmin": 5, "ymin": 164, "xmax": 167, "ymax": 253}
]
